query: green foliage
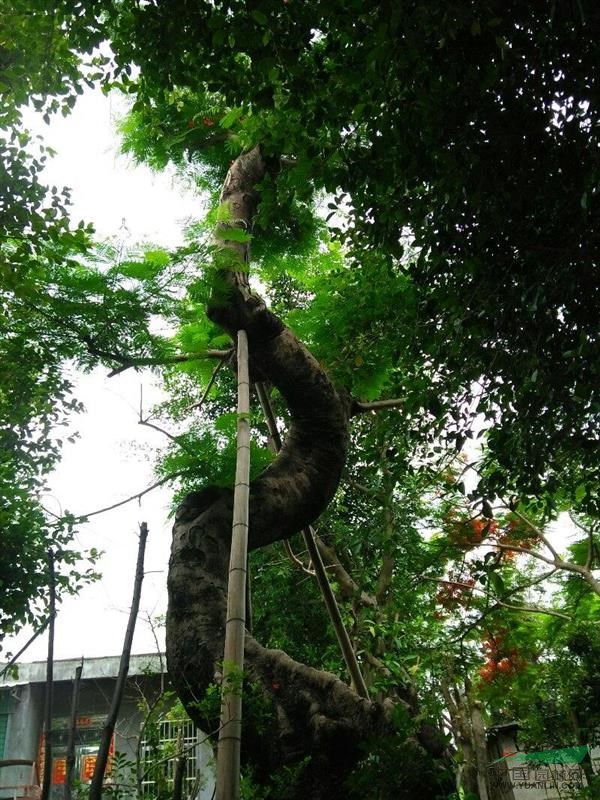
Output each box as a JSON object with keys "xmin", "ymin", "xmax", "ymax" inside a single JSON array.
[
  {"xmin": 0, "ymin": 232, "xmax": 200, "ymax": 634},
  {"xmin": 487, "ymin": 619, "xmax": 600, "ymax": 751},
  {"xmin": 251, "ymin": 541, "xmax": 342, "ymax": 672},
  {"xmin": 84, "ymin": 0, "xmax": 600, "ymax": 514},
  {"xmin": 196, "ymin": 676, "xmax": 276, "ymax": 742},
  {"xmin": 3, "ymin": 3, "xmax": 600, "ymax": 794},
  {"xmin": 158, "ymin": 410, "xmax": 274, "ymax": 511},
  {"xmin": 240, "ymin": 757, "xmax": 312, "ymax": 800},
  {"xmin": 347, "ymin": 730, "xmax": 451, "ymax": 800}
]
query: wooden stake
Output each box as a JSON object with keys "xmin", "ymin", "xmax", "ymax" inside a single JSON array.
[
  {"xmin": 216, "ymin": 330, "xmax": 251, "ymax": 800},
  {"xmin": 172, "ymin": 728, "xmax": 186, "ymax": 800},
  {"xmin": 64, "ymin": 659, "xmax": 83, "ymax": 800},
  {"xmin": 41, "ymin": 551, "xmax": 56, "ymax": 800},
  {"xmin": 89, "ymin": 522, "xmax": 149, "ymax": 800},
  {"xmin": 256, "ymin": 382, "xmax": 369, "ymax": 699}
]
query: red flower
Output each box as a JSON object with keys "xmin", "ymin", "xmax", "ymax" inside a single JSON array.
[{"xmin": 479, "ymin": 663, "xmax": 496, "ymax": 682}]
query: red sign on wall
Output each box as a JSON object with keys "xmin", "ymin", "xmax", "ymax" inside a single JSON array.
[
  {"xmin": 80, "ymin": 755, "xmax": 97, "ymax": 782},
  {"xmin": 80, "ymin": 736, "xmax": 114, "ymax": 782},
  {"xmin": 52, "ymin": 758, "xmax": 67, "ymax": 785}
]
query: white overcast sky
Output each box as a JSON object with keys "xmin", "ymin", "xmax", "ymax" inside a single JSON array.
[{"xmin": 5, "ymin": 89, "xmax": 203, "ymax": 664}]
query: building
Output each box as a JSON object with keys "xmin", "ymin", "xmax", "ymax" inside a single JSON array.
[
  {"xmin": 0, "ymin": 654, "xmax": 214, "ymax": 800},
  {"xmin": 487, "ymin": 722, "xmax": 600, "ymax": 800}
]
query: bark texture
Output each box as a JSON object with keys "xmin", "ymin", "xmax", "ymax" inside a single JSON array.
[{"xmin": 166, "ymin": 149, "xmax": 451, "ymax": 799}]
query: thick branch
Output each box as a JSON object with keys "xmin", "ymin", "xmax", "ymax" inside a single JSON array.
[{"xmin": 258, "ymin": 382, "xmax": 374, "ymax": 604}]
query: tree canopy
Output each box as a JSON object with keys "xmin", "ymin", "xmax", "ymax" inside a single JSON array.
[
  {"xmin": 2, "ymin": 2, "xmax": 600, "ymax": 798},
  {"xmin": 102, "ymin": 0, "xmax": 600, "ymax": 513}
]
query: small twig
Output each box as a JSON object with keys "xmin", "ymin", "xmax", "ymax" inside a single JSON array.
[
  {"xmin": 352, "ymin": 397, "xmax": 404, "ymax": 415},
  {"xmin": 508, "ymin": 507, "xmax": 560, "ymax": 560},
  {"xmin": 75, "ymin": 472, "xmax": 186, "ymax": 521},
  {"xmin": 0, "ymin": 617, "xmax": 51, "ymax": 679},
  {"xmin": 187, "ymin": 358, "xmax": 226, "ymax": 413},
  {"xmin": 495, "ymin": 600, "xmax": 570, "ymax": 620},
  {"xmin": 283, "ymin": 539, "xmax": 315, "ymax": 576},
  {"xmin": 139, "ymin": 417, "xmax": 198, "ymax": 458}
]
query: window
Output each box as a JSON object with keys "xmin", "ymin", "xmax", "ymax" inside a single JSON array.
[
  {"xmin": 0, "ymin": 714, "xmax": 8, "ymax": 758},
  {"xmin": 140, "ymin": 717, "xmax": 206, "ymax": 799},
  {"xmin": 0, "ymin": 691, "xmax": 11, "ymax": 758}
]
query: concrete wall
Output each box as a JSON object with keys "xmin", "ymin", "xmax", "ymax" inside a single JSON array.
[{"xmin": 1, "ymin": 683, "xmax": 44, "ymax": 790}]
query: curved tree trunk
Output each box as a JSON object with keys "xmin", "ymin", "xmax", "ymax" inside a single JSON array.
[{"xmin": 166, "ymin": 148, "xmax": 451, "ymax": 799}]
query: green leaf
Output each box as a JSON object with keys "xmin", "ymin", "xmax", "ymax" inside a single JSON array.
[
  {"xmin": 250, "ymin": 10, "xmax": 268, "ymax": 26},
  {"xmin": 220, "ymin": 106, "xmax": 244, "ymax": 129},
  {"xmin": 215, "ymin": 226, "xmax": 252, "ymax": 243}
]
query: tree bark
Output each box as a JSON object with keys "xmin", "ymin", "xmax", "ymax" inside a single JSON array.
[
  {"xmin": 166, "ymin": 148, "xmax": 451, "ymax": 799},
  {"xmin": 470, "ymin": 700, "xmax": 491, "ymax": 800},
  {"xmin": 441, "ymin": 678, "xmax": 480, "ymax": 798}
]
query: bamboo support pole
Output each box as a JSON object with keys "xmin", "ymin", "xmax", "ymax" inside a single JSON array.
[{"xmin": 216, "ymin": 329, "xmax": 251, "ymax": 800}]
